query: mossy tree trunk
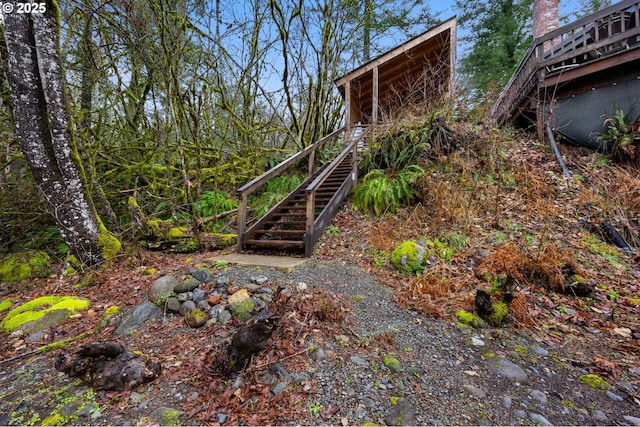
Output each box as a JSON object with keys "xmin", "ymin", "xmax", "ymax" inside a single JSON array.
[{"xmin": 4, "ymin": 1, "xmax": 120, "ymax": 267}]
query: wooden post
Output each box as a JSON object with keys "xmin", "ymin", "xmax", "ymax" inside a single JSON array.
[
  {"xmin": 237, "ymin": 193, "xmax": 247, "ymax": 252},
  {"xmin": 372, "ymin": 67, "xmax": 379, "ymax": 125},
  {"xmin": 305, "ymin": 190, "xmax": 315, "ymax": 258}
]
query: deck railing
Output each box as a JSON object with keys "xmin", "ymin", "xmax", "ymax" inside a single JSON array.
[{"xmin": 491, "ymin": 0, "xmax": 640, "ymax": 125}]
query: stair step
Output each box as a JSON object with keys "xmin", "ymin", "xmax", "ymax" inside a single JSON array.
[{"xmin": 244, "ymin": 239, "xmax": 305, "ymax": 248}]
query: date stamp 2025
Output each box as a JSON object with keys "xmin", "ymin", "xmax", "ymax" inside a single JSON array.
[{"xmin": 1, "ymin": 2, "xmax": 47, "ymax": 15}]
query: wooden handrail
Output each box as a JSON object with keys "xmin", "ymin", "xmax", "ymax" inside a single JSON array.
[
  {"xmin": 491, "ymin": 0, "xmax": 640, "ymax": 125},
  {"xmin": 235, "ymin": 127, "xmax": 346, "ymax": 251}
]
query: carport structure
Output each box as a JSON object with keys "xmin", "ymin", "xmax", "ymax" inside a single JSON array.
[{"xmin": 335, "ymin": 16, "xmax": 457, "ymax": 127}]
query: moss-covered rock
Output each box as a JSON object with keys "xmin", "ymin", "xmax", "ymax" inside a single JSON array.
[
  {"xmin": 485, "ymin": 301, "xmax": 510, "ymax": 326},
  {"xmin": 383, "ymin": 355, "xmax": 402, "ymax": 371},
  {"xmin": 455, "ymin": 309, "xmax": 486, "ymax": 329},
  {"xmin": 0, "ymin": 251, "xmax": 51, "ymax": 282},
  {"xmin": 580, "ymin": 374, "xmax": 611, "ymax": 391},
  {"xmin": 390, "ymin": 241, "xmax": 427, "ymax": 274},
  {"xmin": 185, "ymin": 308, "xmax": 208, "ymax": 328},
  {"xmin": 1, "ymin": 295, "xmax": 90, "ymax": 333},
  {"xmin": 230, "ymin": 298, "xmax": 255, "ymax": 322}
]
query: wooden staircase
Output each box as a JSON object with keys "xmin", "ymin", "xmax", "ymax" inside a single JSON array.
[{"xmin": 236, "ymin": 126, "xmax": 370, "ymax": 257}]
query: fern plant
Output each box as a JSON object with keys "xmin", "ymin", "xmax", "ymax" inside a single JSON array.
[
  {"xmin": 352, "ymin": 165, "xmax": 424, "ymax": 214},
  {"xmin": 194, "ymin": 190, "xmax": 238, "ymax": 217},
  {"xmin": 601, "ymin": 105, "xmax": 640, "ymax": 162},
  {"xmin": 250, "ymin": 174, "xmax": 304, "ymax": 217}
]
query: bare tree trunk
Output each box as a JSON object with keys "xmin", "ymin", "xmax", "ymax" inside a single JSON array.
[{"xmin": 4, "ymin": 2, "xmax": 120, "ymax": 267}]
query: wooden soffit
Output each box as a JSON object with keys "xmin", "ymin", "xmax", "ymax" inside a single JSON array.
[{"xmin": 335, "ymin": 16, "xmax": 457, "ymax": 124}]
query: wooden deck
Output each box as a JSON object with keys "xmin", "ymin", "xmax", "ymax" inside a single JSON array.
[{"xmin": 491, "ymin": 0, "xmax": 640, "ymax": 145}]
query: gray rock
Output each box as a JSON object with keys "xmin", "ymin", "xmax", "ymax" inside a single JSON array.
[
  {"xmin": 488, "ymin": 357, "xmax": 528, "ymax": 381},
  {"xmin": 471, "ymin": 336, "xmax": 485, "ymax": 346},
  {"xmin": 179, "ymin": 300, "xmax": 196, "ymax": 316},
  {"xmin": 532, "ymin": 346, "xmax": 549, "ymax": 356},
  {"xmin": 175, "ymin": 277, "xmax": 200, "ymax": 293},
  {"xmin": 185, "ymin": 308, "xmax": 207, "ymax": 328},
  {"xmin": 502, "ymin": 396, "xmax": 512, "ymax": 409},
  {"xmin": 384, "ymin": 397, "xmax": 416, "ymax": 426},
  {"xmin": 165, "ymin": 297, "xmax": 181, "ymax": 313},
  {"xmin": 605, "ymin": 391, "xmax": 624, "ymax": 402},
  {"xmin": 251, "ymin": 275, "xmax": 269, "ymax": 285},
  {"xmin": 529, "ymin": 389, "xmax": 547, "ymax": 405},
  {"xmin": 115, "ymin": 301, "xmax": 162, "ymax": 335},
  {"xmin": 310, "ymin": 347, "xmax": 328, "ymax": 362},
  {"xmin": 218, "ymin": 309, "xmax": 232, "ymax": 324},
  {"xmin": 150, "ymin": 407, "xmax": 184, "ymax": 426},
  {"xmin": 187, "ymin": 267, "xmax": 212, "ymax": 283},
  {"xmin": 217, "ymin": 412, "xmax": 227, "ymax": 424},
  {"xmin": 623, "ymin": 415, "xmax": 640, "ymax": 426},
  {"xmin": 178, "ymin": 292, "xmax": 193, "ymax": 302},
  {"xmin": 593, "ymin": 409, "xmax": 607, "ymax": 421},
  {"xmin": 209, "ymin": 304, "xmax": 222, "ymax": 319},
  {"xmin": 196, "ymin": 299, "xmax": 210, "ymax": 310},
  {"xmin": 271, "ymin": 381, "xmax": 288, "ymax": 396},
  {"xmin": 242, "ymin": 283, "xmax": 261, "ymax": 293},
  {"xmin": 192, "ymin": 288, "xmax": 206, "ymax": 302},
  {"xmin": 216, "ymin": 276, "xmax": 230, "ymax": 288},
  {"xmin": 148, "ymin": 275, "xmax": 179, "ymax": 305},
  {"xmin": 258, "ymin": 287, "xmax": 273, "ymax": 295},
  {"xmin": 528, "ymin": 412, "xmax": 552, "ymax": 426},
  {"xmin": 463, "ymin": 384, "xmax": 487, "ymax": 398},
  {"xmin": 513, "ymin": 409, "xmax": 527, "ymax": 419},
  {"xmin": 350, "ymin": 356, "xmax": 369, "ymax": 367}
]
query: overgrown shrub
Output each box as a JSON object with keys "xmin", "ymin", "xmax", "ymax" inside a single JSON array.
[{"xmin": 601, "ymin": 106, "xmax": 640, "ymax": 164}]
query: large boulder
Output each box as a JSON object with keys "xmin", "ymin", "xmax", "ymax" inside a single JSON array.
[{"xmin": 148, "ymin": 275, "xmax": 179, "ymax": 305}]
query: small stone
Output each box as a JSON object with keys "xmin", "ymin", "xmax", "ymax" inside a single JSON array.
[
  {"xmin": 310, "ymin": 347, "xmax": 327, "ymax": 362},
  {"xmin": 513, "ymin": 409, "xmax": 527, "ymax": 419},
  {"xmin": 258, "ymin": 287, "xmax": 273, "ymax": 295},
  {"xmin": 228, "ymin": 289, "xmax": 250, "ymax": 304},
  {"xmin": 196, "ymin": 300, "xmax": 210, "ymax": 310},
  {"xmin": 532, "ymin": 346, "xmax": 549, "ymax": 356},
  {"xmin": 188, "ymin": 267, "xmax": 212, "ymax": 283},
  {"xmin": 350, "ymin": 356, "xmax": 369, "ymax": 367},
  {"xmin": 605, "ymin": 391, "xmax": 624, "ymax": 401},
  {"xmin": 242, "ymin": 283, "xmax": 261, "ymax": 293},
  {"xmin": 593, "ymin": 410, "xmax": 607, "ymax": 421},
  {"xmin": 502, "ymin": 396, "xmax": 512, "ymax": 409},
  {"xmin": 179, "ymin": 300, "xmax": 196, "ymax": 316},
  {"xmin": 528, "ymin": 412, "xmax": 552, "ymax": 426},
  {"xmin": 217, "ymin": 412, "xmax": 227, "ymax": 424},
  {"xmin": 529, "ymin": 389, "xmax": 547, "ymax": 405},
  {"xmin": 463, "ymin": 384, "xmax": 487, "ymax": 398},
  {"xmin": 217, "ymin": 309, "xmax": 232, "ymax": 324},
  {"xmin": 271, "ymin": 381, "xmax": 288, "ymax": 396},
  {"xmin": 623, "ymin": 415, "xmax": 640, "ymax": 426},
  {"xmin": 488, "ymin": 357, "xmax": 528, "ymax": 381},
  {"xmin": 227, "ymin": 285, "xmax": 240, "ymax": 295},
  {"xmin": 216, "ymin": 276, "xmax": 230, "ymax": 287},
  {"xmin": 208, "ymin": 294, "xmax": 222, "ymax": 305},
  {"xmin": 209, "ymin": 304, "xmax": 222, "ymax": 318},
  {"xmin": 185, "ymin": 308, "xmax": 207, "ymax": 328},
  {"xmin": 175, "ymin": 277, "xmax": 200, "ymax": 293},
  {"xmin": 384, "ymin": 397, "xmax": 416, "ymax": 426},
  {"xmin": 251, "ymin": 275, "xmax": 269, "ymax": 285},
  {"xmin": 192, "ymin": 288, "xmax": 206, "ymax": 302},
  {"xmin": 230, "ymin": 298, "xmax": 255, "ymax": 321},
  {"xmin": 297, "ymin": 282, "xmax": 308, "ymax": 291},
  {"xmin": 471, "ymin": 337, "xmax": 485, "ymax": 346},
  {"xmin": 165, "ymin": 297, "xmax": 181, "ymax": 313},
  {"xmin": 177, "ymin": 292, "xmax": 191, "ymax": 302}
]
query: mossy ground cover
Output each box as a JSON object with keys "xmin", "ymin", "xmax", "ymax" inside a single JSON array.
[
  {"xmin": 0, "ymin": 251, "xmax": 51, "ymax": 282},
  {"xmin": 1, "ymin": 295, "xmax": 90, "ymax": 333}
]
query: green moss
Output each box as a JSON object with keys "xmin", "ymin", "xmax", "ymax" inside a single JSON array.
[
  {"xmin": 230, "ymin": 298, "xmax": 255, "ymax": 321},
  {"xmin": 1, "ymin": 295, "xmax": 90, "ymax": 333},
  {"xmin": 97, "ymin": 224, "xmax": 121, "ymax": 260},
  {"xmin": 382, "ymin": 355, "xmax": 402, "ymax": 371},
  {"xmin": 0, "ymin": 251, "xmax": 51, "ymax": 282},
  {"xmin": 485, "ymin": 301, "xmax": 510, "ymax": 326},
  {"xmin": 390, "ymin": 240, "xmax": 426, "ymax": 274},
  {"xmin": 580, "ymin": 374, "xmax": 611, "ymax": 391},
  {"xmin": 104, "ymin": 305, "xmax": 120, "ymax": 316},
  {"xmin": 167, "ymin": 227, "xmax": 188, "ymax": 238},
  {"xmin": 41, "ymin": 413, "xmax": 65, "ymax": 426},
  {"xmin": 156, "ymin": 407, "xmax": 182, "ymax": 426},
  {"xmin": 145, "ymin": 267, "xmax": 157, "ymax": 275},
  {"xmin": 0, "ymin": 299, "xmax": 12, "ymax": 312},
  {"xmin": 455, "ymin": 309, "xmax": 486, "ymax": 328}
]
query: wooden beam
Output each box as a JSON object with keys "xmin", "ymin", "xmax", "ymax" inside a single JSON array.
[{"xmin": 372, "ymin": 66, "xmax": 379, "ymax": 125}]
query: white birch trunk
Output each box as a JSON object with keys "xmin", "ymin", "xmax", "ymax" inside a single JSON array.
[{"xmin": 4, "ymin": 2, "xmax": 113, "ymax": 267}]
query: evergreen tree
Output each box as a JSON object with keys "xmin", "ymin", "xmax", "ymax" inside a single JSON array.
[{"xmin": 456, "ymin": 0, "xmax": 533, "ymax": 99}]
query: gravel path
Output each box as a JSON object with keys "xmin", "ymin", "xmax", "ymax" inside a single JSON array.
[{"xmin": 1, "ymin": 259, "xmax": 639, "ymax": 426}]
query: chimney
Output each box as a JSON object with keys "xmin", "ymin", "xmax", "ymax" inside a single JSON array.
[{"xmin": 533, "ymin": 0, "xmax": 559, "ymax": 39}]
